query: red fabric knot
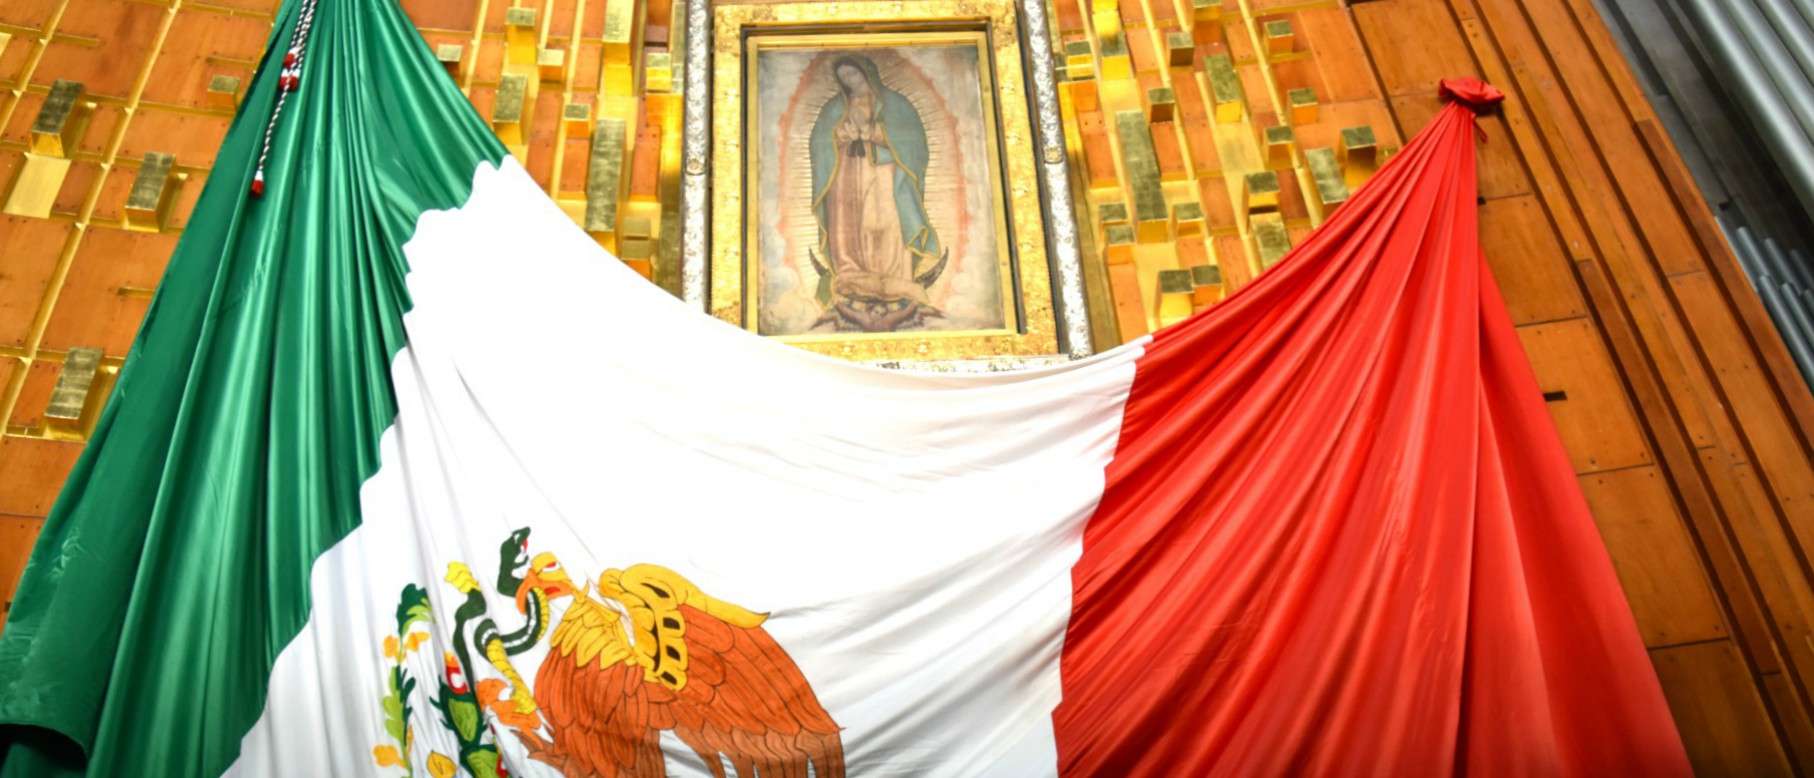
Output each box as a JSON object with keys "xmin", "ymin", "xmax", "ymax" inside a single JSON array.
[{"xmin": 1439, "ymin": 77, "xmax": 1505, "ymax": 111}]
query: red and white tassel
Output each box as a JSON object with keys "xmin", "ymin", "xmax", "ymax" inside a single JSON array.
[{"xmin": 250, "ymin": 1, "xmax": 319, "ymax": 198}]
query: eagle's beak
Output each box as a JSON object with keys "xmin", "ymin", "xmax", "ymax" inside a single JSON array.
[{"xmin": 517, "ymin": 552, "xmax": 577, "ymax": 613}]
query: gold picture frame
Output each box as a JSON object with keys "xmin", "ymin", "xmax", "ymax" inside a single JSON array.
[{"xmin": 710, "ymin": 0, "xmax": 1061, "ymax": 362}]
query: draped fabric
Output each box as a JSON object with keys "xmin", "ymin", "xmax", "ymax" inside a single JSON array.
[
  {"xmin": 0, "ymin": 0, "xmax": 1688, "ymax": 773},
  {"xmin": 1055, "ymin": 80, "xmax": 1689, "ymax": 775},
  {"xmin": 0, "ymin": 0, "xmax": 504, "ymax": 775}
]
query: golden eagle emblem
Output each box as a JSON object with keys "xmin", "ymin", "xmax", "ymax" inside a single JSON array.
[{"xmin": 425, "ymin": 528, "xmax": 845, "ymax": 778}]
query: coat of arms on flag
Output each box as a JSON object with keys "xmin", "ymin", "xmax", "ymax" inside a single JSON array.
[{"xmin": 372, "ymin": 529, "xmax": 844, "ymax": 778}]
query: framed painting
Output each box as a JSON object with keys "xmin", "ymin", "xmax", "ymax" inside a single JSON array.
[{"xmin": 698, "ymin": 0, "xmax": 1086, "ymax": 363}]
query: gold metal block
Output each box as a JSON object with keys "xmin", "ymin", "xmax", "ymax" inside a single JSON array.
[
  {"xmin": 585, "ymin": 117, "xmax": 628, "ymax": 243},
  {"xmin": 31, "ymin": 80, "xmax": 86, "ymax": 157},
  {"xmin": 1104, "ymin": 224, "xmax": 1136, "ymax": 265},
  {"xmin": 1287, "ymin": 88, "xmax": 1318, "ymax": 125},
  {"xmin": 1252, "ymin": 212, "xmax": 1291, "ymax": 268},
  {"xmin": 1098, "ymin": 201, "xmax": 1130, "ymax": 229},
  {"xmin": 1264, "ymin": 19, "xmax": 1294, "ymax": 56},
  {"xmin": 436, "ymin": 44, "xmax": 464, "ymax": 76},
  {"xmin": 1263, "ymin": 125, "xmax": 1296, "ymax": 170},
  {"xmin": 1167, "ymin": 32, "xmax": 1194, "ymax": 68},
  {"xmin": 1115, "ymin": 111, "xmax": 1170, "ymax": 244},
  {"xmin": 645, "ymin": 90, "xmax": 681, "ymax": 125},
  {"xmin": 1065, "ymin": 41, "xmax": 1094, "ymax": 79},
  {"xmin": 1095, "ymin": 26, "xmax": 1124, "ymax": 80},
  {"xmin": 603, "ymin": 62, "xmax": 635, "ymax": 97},
  {"xmin": 564, "ymin": 103, "xmax": 593, "ymax": 136},
  {"xmin": 619, "ymin": 239, "xmax": 653, "ymax": 260},
  {"xmin": 2, "ymin": 155, "xmax": 71, "ymax": 217},
  {"xmin": 537, "ymin": 48, "xmax": 566, "ymax": 82},
  {"xmin": 1156, "ymin": 269, "xmax": 1195, "ymax": 327},
  {"xmin": 1172, "ymin": 201, "xmax": 1205, "ymax": 239},
  {"xmin": 621, "ymin": 215, "xmax": 653, "ymax": 240},
  {"xmin": 621, "ymin": 257, "xmax": 654, "ymax": 279},
  {"xmin": 124, "ymin": 152, "xmax": 179, "ymax": 232},
  {"xmin": 1206, "ymin": 54, "xmax": 1243, "ymax": 124},
  {"xmin": 1339, "ymin": 125, "xmax": 1378, "ymax": 169},
  {"xmin": 645, "ymin": 51, "xmax": 674, "ymax": 94},
  {"xmin": 1147, "ymin": 87, "xmax": 1176, "ymax": 123},
  {"xmin": 206, "ymin": 75, "xmax": 241, "ymax": 110},
  {"xmin": 46, "ymin": 347, "xmax": 103, "ymax": 421},
  {"xmin": 1306, "ymin": 147, "xmax": 1350, "ymax": 208},
  {"xmin": 1244, "ymin": 170, "xmax": 1281, "ymax": 213},
  {"xmin": 1065, "ymin": 77, "xmax": 1100, "ymax": 114},
  {"xmin": 1190, "ymin": 264, "xmax": 1224, "ymax": 305},
  {"xmin": 603, "ymin": 0, "xmax": 635, "ymax": 65},
  {"xmin": 506, "ymin": 8, "xmax": 538, "ymax": 65},
  {"xmin": 493, "ymin": 73, "xmax": 528, "ymax": 146},
  {"xmin": 1192, "ymin": 0, "xmax": 1223, "ymax": 42}
]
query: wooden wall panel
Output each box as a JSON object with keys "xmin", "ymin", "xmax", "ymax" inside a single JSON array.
[
  {"xmin": 1653, "ymin": 641, "xmax": 1795, "ymax": 774},
  {"xmin": 1348, "ymin": 0, "xmax": 1814, "ymax": 770},
  {"xmin": 1477, "ymin": 195, "xmax": 1585, "ymax": 325},
  {"xmin": 1516, "ymin": 318, "xmax": 1653, "ymax": 473},
  {"xmin": 1578, "ymin": 466, "xmax": 1726, "ymax": 647},
  {"xmin": 0, "ymin": 437, "xmax": 80, "ymax": 516},
  {"xmin": 0, "ymin": 218, "xmax": 73, "ymax": 349},
  {"xmin": 0, "ymin": 515, "xmax": 43, "ymax": 639},
  {"xmin": 38, "ymin": 229, "xmax": 176, "ymax": 355},
  {"xmin": 31, "ymin": 0, "xmax": 164, "ymax": 98}
]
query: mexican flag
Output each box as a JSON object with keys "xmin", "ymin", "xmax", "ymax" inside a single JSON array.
[{"xmin": 0, "ymin": 0, "xmax": 1691, "ymax": 775}]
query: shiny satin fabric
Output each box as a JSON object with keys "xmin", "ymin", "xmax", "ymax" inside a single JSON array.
[
  {"xmin": 1053, "ymin": 81, "xmax": 1692, "ymax": 775},
  {"xmin": 0, "ymin": 0, "xmax": 504, "ymax": 774}
]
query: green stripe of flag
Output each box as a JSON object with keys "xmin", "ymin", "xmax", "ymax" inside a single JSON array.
[{"xmin": 0, "ymin": 0, "xmax": 506, "ymax": 773}]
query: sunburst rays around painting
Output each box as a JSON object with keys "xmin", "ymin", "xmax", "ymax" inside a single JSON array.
[{"xmin": 754, "ymin": 41, "xmax": 1009, "ymax": 337}]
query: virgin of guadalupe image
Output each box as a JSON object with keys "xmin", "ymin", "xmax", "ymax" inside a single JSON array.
[{"xmin": 808, "ymin": 55, "xmax": 951, "ymax": 333}]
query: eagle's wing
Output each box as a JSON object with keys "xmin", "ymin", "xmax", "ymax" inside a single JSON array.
[
  {"xmin": 607, "ymin": 565, "xmax": 845, "ymax": 778},
  {"xmin": 531, "ymin": 592, "xmax": 671, "ymax": 778}
]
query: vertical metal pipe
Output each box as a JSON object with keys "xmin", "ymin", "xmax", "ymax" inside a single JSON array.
[
  {"xmin": 1733, "ymin": 225, "xmax": 1814, "ymax": 384},
  {"xmin": 1721, "ymin": 218, "xmax": 1767, "ymax": 290},
  {"xmin": 1718, "ymin": 0, "xmax": 1814, "ymax": 149},
  {"xmin": 1753, "ymin": 0, "xmax": 1814, "ymax": 93},
  {"xmin": 1787, "ymin": 246, "xmax": 1814, "ymax": 291},
  {"xmin": 1676, "ymin": 0, "xmax": 1814, "ymax": 216}
]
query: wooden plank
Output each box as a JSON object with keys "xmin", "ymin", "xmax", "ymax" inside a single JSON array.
[
  {"xmin": 1694, "ymin": 448, "xmax": 1814, "ymax": 681},
  {"xmin": 6, "ymin": 359, "xmax": 57, "ymax": 430},
  {"xmin": 1578, "ymin": 466, "xmax": 1727, "ymax": 647},
  {"xmin": 39, "ymin": 229, "xmax": 176, "ymax": 355},
  {"xmin": 1478, "ymin": 194, "xmax": 1587, "ymax": 325},
  {"xmin": 1107, "ymin": 261, "xmax": 1151, "ymax": 340},
  {"xmin": 1765, "ymin": 672, "xmax": 1814, "ymax": 776},
  {"xmin": 1514, "ymin": 317, "xmax": 1654, "ymax": 474},
  {"xmin": 1296, "ymin": 7, "xmax": 1380, "ymax": 103},
  {"xmin": 0, "ymin": 436, "xmax": 82, "ymax": 517},
  {"xmin": 0, "ymin": 217, "xmax": 73, "ymax": 349},
  {"xmin": 1637, "ymin": 118, "xmax": 1814, "ymax": 450},
  {"xmin": 1348, "ymin": 0, "xmax": 1479, "ymax": 97},
  {"xmin": 0, "ymin": 513, "xmax": 44, "ymax": 640},
  {"xmin": 115, "ymin": 108, "xmax": 234, "ymax": 168},
  {"xmin": 32, "ymin": 0, "xmax": 165, "ymax": 98},
  {"xmin": 140, "ymin": 10, "xmax": 268, "ymax": 110},
  {"xmin": 1650, "ymin": 641, "xmax": 1794, "ymax": 776}
]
